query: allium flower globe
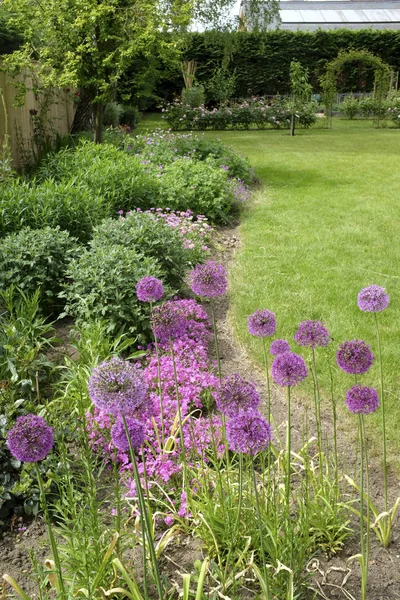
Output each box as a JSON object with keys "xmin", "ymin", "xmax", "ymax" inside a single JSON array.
[
  {"xmin": 111, "ymin": 416, "xmax": 146, "ymax": 451},
  {"xmin": 357, "ymin": 285, "xmax": 389, "ymax": 313},
  {"xmin": 151, "ymin": 301, "xmax": 186, "ymax": 342},
  {"xmin": 270, "ymin": 339, "xmax": 291, "ymax": 356},
  {"xmin": 7, "ymin": 414, "xmax": 53, "ymax": 463},
  {"xmin": 294, "ymin": 320, "xmax": 329, "ymax": 349},
  {"xmin": 337, "ymin": 340, "xmax": 375, "ymax": 375},
  {"xmin": 248, "ymin": 309, "xmax": 276, "ymax": 338},
  {"xmin": 346, "ymin": 385, "xmax": 379, "ymax": 414},
  {"xmin": 226, "ymin": 410, "xmax": 271, "ymax": 455},
  {"xmin": 136, "ymin": 276, "xmax": 164, "ymax": 303},
  {"xmin": 88, "ymin": 357, "xmax": 147, "ymax": 416},
  {"xmin": 214, "ymin": 373, "xmax": 260, "ymax": 417},
  {"xmin": 271, "ymin": 352, "xmax": 308, "ymax": 387},
  {"xmin": 189, "ymin": 261, "xmax": 227, "ymax": 298}
]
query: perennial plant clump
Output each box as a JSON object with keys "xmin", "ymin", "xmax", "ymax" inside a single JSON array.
[{"xmin": 7, "ymin": 414, "xmax": 53, "ymax": 463}]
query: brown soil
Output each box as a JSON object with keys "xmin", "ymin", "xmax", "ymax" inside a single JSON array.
[{"xmin": 1, "ymin": 225, "xmax": 400, "ymax": 599}]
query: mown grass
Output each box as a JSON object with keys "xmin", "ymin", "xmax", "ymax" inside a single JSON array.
[{"xmin": 208, "ymin": 120, "xmax": 400, "ymax": 461}]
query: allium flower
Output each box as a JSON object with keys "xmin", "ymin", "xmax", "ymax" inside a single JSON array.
[
  {"xmin": 248, "ymin": 309, "xmax": 276, "ymax": 338},
  {"xmin": 151, "ymin": 301, "xmax": 186, "ymax": 342},
  {"xmin": 294, "ymin": 320, "xmax": 329, "ymax": 349},
  {"xmin": 111, "ymin": 416, "xmax": 145, "ymax": 451},
  {"xmin": 226, "ymin": 410, "xmax": 271, "ymax": 455},
  {"xmin": 271, "ymin": 352, "xmax": 308, "ymax": 387},
  {"xmin": 88, "ymin": 357, "xmax": 147, "ymax": 416},
  {"xmin": 337, "ymin": 340, "xmax": 375, "ymax": 375},
  {"xmin": 189, "ymin": 261, "xmax": 227, "ymax": 298},
  {"xmin": 270, "ymin": 339, "xmax": 291, "ymax": 355},
  {"xmin": 214, "ymin": 373, "xmax": 260, "ymax": 417},
  {"xmin": 357, "ymin": 285, "xmax": 389, "ymax": 313},
  {"xmin": 7, "ymin": 415, "xmax": 53, "ymax": 462},
  {"xmin": 346, "ymin": 385, "xmax": 379, "ymax": 414},
  {"xmin": 136, "ymin": 276, "xmax": 164, "ymax": 303}
]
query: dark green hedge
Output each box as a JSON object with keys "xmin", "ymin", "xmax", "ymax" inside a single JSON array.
[{"xmin": 120, "ymin": 30, "xmax": 400, "ymax": 107}]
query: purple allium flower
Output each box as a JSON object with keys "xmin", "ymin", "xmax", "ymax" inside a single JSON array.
[
  {"xmin": 294, "ymin": 320, "xmax": 329, "ymax": 349},
  {"xmin": 248, "ymin": 309, "xmax": 276, "ymax": 338},
  {"xmin": 214, "ymin": 373, "xmax": 260, "ymax": 417},
  {"xmin": 270, "ymin": 339, "xmax": 291, "ymax": 355},
  {"xmin": 346, "ymin": 385, "xmax": 379, "ymax": 414},
  {"xmin": 88, "ymin": 357, "xmax": 147, "ymax": 416},
  {"xmin": 336, "ymin": 340, "xmax": 375, "ymax": 375},
  {"xmin": 189, "ymin": 261, "xmax": 227, "ymax": 298},
  {"xmin": 271, "ymin": 352, "xmax": 308, "ymax": 387},
  {"xmin": 357, "ymin": 285, "xmax": 389, "ymax": 313},
  {"xmin": 136, "ymin": 276, "xmax": 164, "ymax": 303},
  {"xmin": 226, "ymin": 410, "xmax": 271, "ymax": 455},
  {"xmin": 7, "ymin": 415, "xmax": 53, "ymax": 462},
  {"xmin": 111, "ymin": 416, "xmax": 145, "ymax": 451},
  {"xmin": 151, "ymin": 301, "xmax": 186, "ymax": 342}
]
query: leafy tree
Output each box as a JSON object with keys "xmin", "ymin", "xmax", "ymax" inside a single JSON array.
[{"xmin": 288, "ymin": 60, "xmax": 312, "ymax": 136}]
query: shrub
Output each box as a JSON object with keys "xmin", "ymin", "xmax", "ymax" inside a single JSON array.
[
  {"xmin": 91, "ymin": 212, "xmax": 189, "ymax": 288},
  {"xmin": 159, "ymin": 158, "xmax": 234, "ymax": 223},
  {"xmin": 103, "ymin": 102, "xmax": 123, "ymax": 127},
  {"xmin": 0, "ymin": 227, "xmax": 80, "ymax": 312},
  {"xmin": 62, "ymin": 244, "xmax": 167, "ymax": 339},
  {"xmin": 341, "ymin": 96, "xmax": 359, "ymax": 119},
  {"xmin": 120, "ymin": 105, "xmax": 140, "ymax": 128},
  {"xmin": 37, "ymin": 141, "xmax": 161, "ymax": 213},
  {"xmin": 387, "ymin": 95, "xmax": 400, "ymax": 125},
  {"xmin": 182, "ymin": 85, "xmax": 205, "ymax": 108}
]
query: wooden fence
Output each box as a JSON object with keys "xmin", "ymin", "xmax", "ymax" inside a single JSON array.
[{"xmin": 0, "ymin": 65, "xmax": 76, "ymax": 168}]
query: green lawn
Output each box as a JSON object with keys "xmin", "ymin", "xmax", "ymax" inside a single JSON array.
[{"xmin": 207, "ymin": 120, "xmax": 400, "ymax": 460}]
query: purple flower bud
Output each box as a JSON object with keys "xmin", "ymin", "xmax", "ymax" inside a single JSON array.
[
  {"xmin": 214, "ymin": 373, "xmax": 260, "ymax": 417},
  {"xmin": 136, "ymin": 276, "xmax": 164, "ymax": 303},
  {"xmin": 248, "ymin": 309, "xmax": 276, "ymax": 338},
  {"xmin": 346, "ymin": 385, "xmax": 379, "ymax": 414},
  {"xmin": 7, "ymin": 415, "xmax": 53, "ymax": 463},
  {"xmin": 337, "ymin": 340, "xmax": 374, "ymax": 375},
  {"xmin": 271, "ymin": 352, "xmax": 308, "ymax": 387},
  {"xmin": 294, "ymin": 320, "xmax": 329, "ymax": 349},
  {"xmin": 226, "ymin": 410, "xmax": 271, "ymax": 455},
  {"xmin": 189, "ymin": 261, "xmax": 227, "ymax": 298},
  {"xmin": 357, "ymin": 285, "xmax": 389, "ymax": 313}
]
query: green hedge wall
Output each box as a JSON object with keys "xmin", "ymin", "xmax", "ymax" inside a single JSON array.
[{"xmin": 124, "ymin": 30, "xmax": 400, "ymax": 106}]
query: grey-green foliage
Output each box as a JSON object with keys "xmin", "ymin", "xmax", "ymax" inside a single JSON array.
[
  {"xmin": 103, "ymin": 101, "xmax": 124, "ymax": 126},
  {"xmin": 92, "ymin": 212, "xmax": 189, "ymax": 289},
  {"xmin": 62, "ymin": 244, "xmax": 167, "ymax": 339},
  {"xmin": 182, "ymin": 84, "xmax": 205, "ymax": 108},
  {"xmin": 0, "ymin": 227, "xmax": 80, "ymax": 313}
]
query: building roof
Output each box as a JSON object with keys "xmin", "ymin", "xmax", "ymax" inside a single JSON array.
[{"xmin": 241, "ymin": 0, "xmax": 400, "ymax": 30}]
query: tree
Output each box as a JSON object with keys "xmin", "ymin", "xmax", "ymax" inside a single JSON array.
[
  {"xmin": 3, "ymin": 0, "xmax": 279, "ymax": 142},
  {"xmin": 289, "ymin": 60, "xmax": 312, "ymax": 137}
]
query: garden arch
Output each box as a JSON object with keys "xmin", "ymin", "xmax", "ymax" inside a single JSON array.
[{"xmin": 321, "ymin": 50, "xmax": 391, "ymax": 124}]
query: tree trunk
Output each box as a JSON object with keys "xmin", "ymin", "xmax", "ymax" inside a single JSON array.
[
  {"xmin": 290, "ymin": 113, "xmax": 295, "ymax": 136},
  {"xmin": 94, "ymin": 103, "xmax": 104, "ymax": 144},
  {"xmin": 70, "ymin": 89, "xmax": 94, "ymax": 134}
]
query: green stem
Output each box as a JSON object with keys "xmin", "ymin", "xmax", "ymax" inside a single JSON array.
[
  {"xmin": 327, "ymin": 358, "xmax": 339, "ymax": 493},
  {"xmin": 361, "ymin": 416, "xmax": 370, "ymax": 600},
  {"xmin": 286, "ymin": 386, "xmax": 291, "ymax": 509},
  {"xmin": 211, "ymin": 305, "xmax": 222, "ymax": 383},
  {"xmin": 153, "ymin": 336, "xmax": 165, "ymax": 448},
  {"xmin": 112, "ymin": 447, "xmax": 122, "ymax": 557},
  {"xmin": 375, "ymin": 313, "xmax": 388, "ymax": 513},
  {"xmin": 358, "ymin": 415, "xmax": 367, "ymax": 600},
  {"xmin": 170, "ymin": 338, "xmax": 188, "ymax": 487},
  {"xmin": 235, "ymin": 453, "xmax": 244, "ymax": 532},
  {"xmin": 122, "ymin": 414, "xmax": 163, "ymax": 600},
  {"xmin": 35, "ymin": 464, "xmax": 67, "ymax": 600},
  {"xmin": 251, "ymin": 457, "xmax": 271, "ymax": 600},
  {"xmin": 262, "ymin": 338, "xmax": 271, "ymax": 425},
  {"xmin": 312, "ymin": 349, "xmax": 323, "ymax": 477}
]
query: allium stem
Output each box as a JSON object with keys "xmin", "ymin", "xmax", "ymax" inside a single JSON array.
[
  {"xmin": 361, "ymin": 416, "xmax": 370, "ymax": 599},
  {"xmin": 286, "ymin": 386, "xmax": 291, "ymax": 509},
  {"xmin": 169, "ymin": 339, "xmax": 188, "ymax": 490},
  {"xmin": 122, "ymin": 414, "xmax": 163, "ymax": 600},
  {"xmin": 211, "ymin": 305, "xmax": 222, "ymax": 383},
  {"xmin": 262, "ymin": 337, "xmax": 271, "ymax": 425},
  {"xmin": 311, "ymin": 349, "xmax": 323, "ymax": 478},
  {"xmin": 153, "ymin": 334, "xmax": 165, "ymax": 446},
  {"xmin": 251, "ymin": 457, "xmax": 271, "ymax": 599},
  {"xmin": 235, "ymin": 453, "xmax": 244, "ymax": 533},
  {"xmin": 35, "ymin": 464, "xmax": 67, "ymax": 600},
  {"xmin": 374, "ymin": 313, "xmax": 388, "ymax": 513},
  {"xmin": 327, "ymin": 359, "xmax": 339, "ymax": 493},
  {"xmin": 358, "ymin": 415, "xmax": 368, "ymax": 600}
]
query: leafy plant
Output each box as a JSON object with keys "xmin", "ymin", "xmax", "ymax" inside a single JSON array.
[
  {"xmin": 207, "ymin": 67, "xmax": 236, "ymax": 106},
  {"xmin": 0, "ymin": 227, "xmax": 80, "ymax": 313},
  {"xmin": 341, "ymin": 95, "xmax": 359, "ymax": 119},
  {"xmin": 104, "ymin": 102, "xmax": 123, "ymax": 127},
  {"xmin": 62, "ymin": 244, "xmax": 166, "ymax": 339},
  {"xmin": 182, "ymin": 84, "xmax": 205, "ymax": 108}
]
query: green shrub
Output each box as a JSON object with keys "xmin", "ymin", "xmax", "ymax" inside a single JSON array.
[
  {"xmin": 91, "ymin": 211, "xmax": 189, "ymax": 288},
  {"xmin": 0, "ymin": 178, "xmax": 109, "ymax": 242},
  {"xmin": 103, "ymin": 102, "xmax": 123, "ymax": 127},
  {"xmin": 182, "ymin": 85, "xmax": 205, "ymax": 108},
  {"xmin": 159, "ymin": 158, "xmax": 234, "ymax": 223},
  {"xmin": 120, "ymin": 105, "xmax": 140, "ymax": 128},
  {"xmin": 62, "ymin": 244, "xmax": 166, "ymax": 338},
  {"xmin": 341, "ymin": 96, "xmax": 359, "ymax": 119},
  {"xmin": 38, "ymin": 141, "xmax": 160, "ymax": 213},
  {"xmin": 0, "ymin": 227, "xmax": 80, "ymax": 312}
]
